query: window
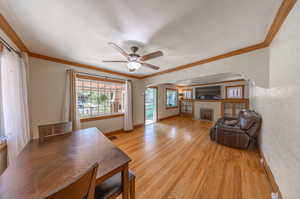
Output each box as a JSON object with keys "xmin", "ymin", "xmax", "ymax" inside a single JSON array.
[
  {"xmin": 226, "ymin": 85, "xmax": 244, "ymax": 99},
  {"xmin": 183, "ymin": 89, "xmax": 193, "ymax": 99},
  {"xmin": 166, "ymin": 88, "xmax": 178, "ymax": 108},
  {"xmin": 76, "ymin": 76, "xmax": 125, "ymax": 119}
]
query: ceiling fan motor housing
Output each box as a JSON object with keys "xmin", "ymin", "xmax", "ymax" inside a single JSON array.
[
  {"xmin": 131, "ymin": 46, "xmax": 139, "ymax": 53},
  {"xmin": 128, "ymin": 55, "xmax": 140, "ymax": 62},
  {"xmin": 104, "ymin": 42, "xmax": 161, "ymax": 71}
]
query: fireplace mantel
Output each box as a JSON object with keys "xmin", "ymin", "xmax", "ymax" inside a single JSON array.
[
  {"xmin": 193, "ymin": 99, "xmax": 248, "ymax": 103},
  {"xmin": 193, "ymin": 101, "xmax": 221, "ymax": 122},
  {"xmin": 192, "ymin": 98, "xmax": 249, "ymax": 121}
]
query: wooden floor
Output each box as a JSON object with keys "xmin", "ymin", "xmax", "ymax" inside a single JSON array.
[{"xmin": 113, "ymin": 116, "xmax": 272, "ymax": 199}]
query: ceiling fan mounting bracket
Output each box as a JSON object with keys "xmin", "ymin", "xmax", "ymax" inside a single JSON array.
[{"xmin": 131, "ymin": 46, "xmax": 139, "ymax": 54}]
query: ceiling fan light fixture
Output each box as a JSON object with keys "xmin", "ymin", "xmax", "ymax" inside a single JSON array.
[
  {"xmin": 127, "ymin": 61, "xmax": 141, "ymax": 71},
  {"xmin": 105, "ymin": 42, "xmax": 162, "ymax": 71}
]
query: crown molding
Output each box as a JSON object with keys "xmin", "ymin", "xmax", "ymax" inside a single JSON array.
[
  {"xmin": 264, "ymin": 0, "xmax": 297, "ymax": 45},
  {"xmin": 141, "ymin": 43, "xmax": 268, "ymax": 79},
  {"xmin": 28, "ymin": 52, "xmax": 142, "ymax": 79},
  {"xmin": 76, "ymin": 74, "xmax": 125, "ymax": 84},
  {"xmin": 176, "ymin": 79, "xmax": 245, "ymax": 88},
  {"xmin": 0, "ymin": 14, "xmax": 28, "ymax": 52},
  {"xmin": 0, "ymin": 0, "xmax": 297, "ymax": 80}
]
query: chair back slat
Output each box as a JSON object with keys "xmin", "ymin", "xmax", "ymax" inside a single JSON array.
[
  {"xmin": 45, "ymin": 163, "xmax": 98, "ymax": 199},
  {"xmin": 38, "ymin": 122, "xmax": 72, "ymax": 142}
]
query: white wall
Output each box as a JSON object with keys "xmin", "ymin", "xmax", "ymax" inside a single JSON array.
[
  {"xmin": 250, "ymin": 3, "xmax": 300, "ymax": 199},
  {"xmin": 28, "ymin": 57, "xmax": 145, "ymax": 138},
  {"xmin": 144, "ymin": 48, "xmax": 270, "ymax": 88},
  {"xmin": 157, "ymin": 85, "xmax": 179, "ymax": 120}
]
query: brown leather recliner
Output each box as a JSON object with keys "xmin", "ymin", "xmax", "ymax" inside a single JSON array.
[{"xmin": 210, "ymin": 110, "xmax": 262, "ymax": 149}]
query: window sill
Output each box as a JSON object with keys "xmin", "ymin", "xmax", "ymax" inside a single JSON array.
[
  {"xmin": 166, "ymin": 106, "xmax": 179, "ymax": 110},
  {"xmin": 80, "ymin": 113, "xmax": 124, "ymax": 123}
]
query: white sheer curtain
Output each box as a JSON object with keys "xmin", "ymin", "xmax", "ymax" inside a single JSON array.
[
  {"xmin": 124, "ymin": 80, "xmax": 133, "ymax": 131},
  {"xmin": 0, "ymin": 48, "xmax": 31, "ymax": 164},
  {"xmin": 62, "ymin": 69, "xmax": 71, "ymax": 122},
  {"xmin": 62, "ymin": 69, "xmax": 80, "ymax": 130}
]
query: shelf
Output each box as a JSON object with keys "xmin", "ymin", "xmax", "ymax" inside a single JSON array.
[{"xmin": 221, "ymin": 99, "xmax": 249, "ymax": 117}]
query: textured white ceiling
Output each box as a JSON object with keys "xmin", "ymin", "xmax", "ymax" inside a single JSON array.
[{"xmin": 0, "ymin": 0, "xmax": 281, "ymax": 76}]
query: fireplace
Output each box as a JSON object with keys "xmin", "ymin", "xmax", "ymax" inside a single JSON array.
[{"xmin": 200, "ymin": 108, "xmax": 214, "ymax": 121}]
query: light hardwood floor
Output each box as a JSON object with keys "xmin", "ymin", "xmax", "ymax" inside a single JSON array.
[{"xmin": 113, "ymin": 116, "xmax": 272, "ymax": 199}]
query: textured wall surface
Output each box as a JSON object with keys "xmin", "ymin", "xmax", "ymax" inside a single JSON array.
[
  {"xmin": 250, "ymin": 3, "xmax": 300, "ymax": 199},
  {"xmin": 157, "ymin": 85, "xmax": 180, "ymax": 120},
  {"xmin": 145, "ymin": 48, "xmax": 270, "ymax": 88},
  {"xmin": 28, "ymin": 57, "xmax": 145, "ymax": 138}
]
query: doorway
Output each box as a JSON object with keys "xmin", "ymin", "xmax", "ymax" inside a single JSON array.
[{"xmin": 145, "ymin": 87, "xmax": 158, "ymax": 125}]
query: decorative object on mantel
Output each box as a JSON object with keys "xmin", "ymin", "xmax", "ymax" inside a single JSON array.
[{"xmin": 210, "ymin": 109, "xmax": 262, "ymax": 149}]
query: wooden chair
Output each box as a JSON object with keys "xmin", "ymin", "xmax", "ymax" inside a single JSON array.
[
  {"xmin": 38, "ymin": 121, "xmax": 136, "ymax": 198},
  {"xmin": 95, "ymin": 170, "xmax": 136, "ymax": 199},
  {"xmin": 45, "ymin": 163, "xmax": 99, "ymax": 199},
  {"xmin": 38, "ymin": 121, "xmax": 72, "ymax": 142}
]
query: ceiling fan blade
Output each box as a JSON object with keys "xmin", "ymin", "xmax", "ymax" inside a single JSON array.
[
  {"xmin": 102, "ymin": 60, "xmax": 127, "ymax": 63},
  {"xmin": 140, "ymin": 51, "xmax": 163, "ymax": 61},
  {"xmin": 142, "ymin": 63, "xmax": 160, "ymax": 70},
  {"xmin": 108, "ymin": 42, "xmax": 129, "ymax": 58}
]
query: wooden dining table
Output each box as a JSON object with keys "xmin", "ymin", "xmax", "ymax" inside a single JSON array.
[{"xmin": 0, "ymin": 127, "xmax": 131, "ymax": 199}]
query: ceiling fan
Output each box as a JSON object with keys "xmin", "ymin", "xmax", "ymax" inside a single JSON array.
[{"xmin": 103, "ymin": 42, "xmax": 163, "ymax": 72}]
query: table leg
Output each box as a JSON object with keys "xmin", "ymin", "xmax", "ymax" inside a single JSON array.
[{"xmin": 122, "ymin": 164, "xmax": 129, "ymax": 199}]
